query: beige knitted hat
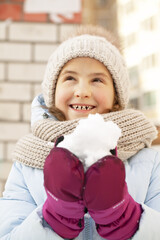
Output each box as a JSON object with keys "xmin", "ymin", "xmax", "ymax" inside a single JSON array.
[{"xmin": 42, "ymin": 34, "xmax": 130, "ymax": 109}]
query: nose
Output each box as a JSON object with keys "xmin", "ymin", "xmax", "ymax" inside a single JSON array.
[{"xmin": 74, "ymin": 81, "xmax": 91, "ymax": 98}]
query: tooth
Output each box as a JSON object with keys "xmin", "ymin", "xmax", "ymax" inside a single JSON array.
[{"xmin": 72, "ymin": 105, "xmax": 94, "ymax": 110}]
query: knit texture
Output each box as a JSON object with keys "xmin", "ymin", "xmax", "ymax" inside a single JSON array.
[
  {"xmin": 42, "ymin": 35, "xmax": 129, "ymax": 110},
  {"xmin": 12, "ymin": 109, "xmax": 157, "ymax": 169}
]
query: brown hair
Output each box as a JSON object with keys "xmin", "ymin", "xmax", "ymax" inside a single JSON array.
[{"xmin": 48, "ymin": 25, "xmax": 122, "ymax": 121}]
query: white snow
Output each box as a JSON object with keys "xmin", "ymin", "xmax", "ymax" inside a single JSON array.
[{"xmin": 58, "ymin": 114, "xmax": 122, "ymax": 171}]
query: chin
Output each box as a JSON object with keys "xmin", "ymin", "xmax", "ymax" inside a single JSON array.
[{"xmin": 66, "ymin": 113, "xmax": 89, "ymax": 120}]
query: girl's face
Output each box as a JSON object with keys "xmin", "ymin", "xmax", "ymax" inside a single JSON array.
[{"xmin": 55, "ymin": 57, "xmax": 115, "ymax": 120}]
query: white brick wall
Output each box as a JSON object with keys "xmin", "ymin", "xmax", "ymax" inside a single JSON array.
[
  {"xmin": 0, "ymin": 43, "xmax": 32, "ymax": 61},
  {"xmin": 33, "ymin": 83, "xmax": 42, "ymax": 97},
  {"xmin": 8, "ymin": 63, "xmax": 46, "ymax": 82},
  {"xmin": 34, "ymin": 43, "xmax": 58, "ymax": 62},
  {"xmin": 6, "ymin": 142, "xmax": 16, "ymax": 161},
  {"xmin": 59, "ymin": 24, "xmax": 78, "ymax": 42},
  {"xmin": 0, "ymin": 83, "xmax": 31, "ymax": 101},
  {"xmin": 0, "ymin": 162, "xmax": 12, "ymax": 197},
  {"xmin": 0, "ymin": 63, "xmax": 5, "ymax": 80},
  {"xmin": 0, "ymin": 122, "xmax": 30, "ymax": 141},
  {"xmin": 0, "ymin": 162, "xmax": 12, "ymax": 180},
  {"xmin": 22, "ymin": 103, "xmax": 31, "ymax": 122},
  {"xmin": 0, "ymin": 143, "xmax": 4, "ymax": 162},
  {"xmin": 9, "ymin": 23, "xmax": 58, "ymax": 42},
  {"xmin": 0, "ymin": 103, "xmax": 20, "ymax": 121},
  {"xmin": 0, "ymin": 21, "xmax": 76, "ymax": 197},
  {"xmin": 0, "ymin": 22, "xmax": 6, "ymax": 40}
]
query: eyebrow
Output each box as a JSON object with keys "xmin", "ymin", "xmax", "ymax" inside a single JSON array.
[
  {"xmin": 61, "ymin": 70, "xmax": 111, "ymax": 79},
  {"xmin": 88, "ymin": 72, "xmax": 111, "ymax": 78},
  {"xmin": 61, "ymin": 70, "xmax": 78, "ymax": 76}
]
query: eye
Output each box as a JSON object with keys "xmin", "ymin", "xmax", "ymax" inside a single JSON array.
[
  {"xmin": 65, "ymin": 76, "xmax": 75, "ymax": 81},
  {"xmin": 93, "ymin": 78, "xmax": 103, "ymax": 83}
]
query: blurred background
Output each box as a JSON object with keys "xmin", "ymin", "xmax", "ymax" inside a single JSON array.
[{"xmin": 0, "ymin": 0, "xmax": 160, "ymax": 196}]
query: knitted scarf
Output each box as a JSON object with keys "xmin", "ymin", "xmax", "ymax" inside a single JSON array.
[{"xmin": 13, "ymin": 109, "xmax": 157, "ymax": 169}]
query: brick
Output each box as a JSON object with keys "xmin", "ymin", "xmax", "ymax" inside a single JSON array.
[
  {"xmin": 0, "ymin": 162, "xmax": 12, "ymax": 181},
  {"xmin": 59, "ymin": 24, "xmax": 78, "ymax": 42},
  {"xmin": 23, "ymin": 13, "xmax": 47, "ymax": 22},
  {"xmin": 33, "ymin": 83, "xmax": 42, "ymax": 97},
  {"xmin": 6, "ymin": 142, "xmax": 16, "ymax": 161},
  {"xmin": 0, "ymin": 22, "xmax": 6, "ymax": 40},
  {"xmin": 34, "ymin": 43, "xmax": 58, "ymax": 62},
  {"xmin": 72, "ymin": 13, "xmax": 82, "ymax": 23},
  {"xmin": 8, "ymin": 63, "xmax": 46, "ymax": 82},
  {"xmin": 0, "ymin": 102, "xmax": 20, "ymax": 121},
  {"xmin": 0, "ymin": 43, "xmax": 31, "ymax": 62},
  {"xmin": 0, "ymin": 63, "xmax": 5, "ymax": 81},
  {"xmin": 0, "ymin": 83, "xmax": 31, "ymax": 101},
  {"xmin": 11, "ymin": 0, "xmax": 24, "ymax": 2},
  {"xmin": 0, "ymin": 122, "xmax": 30, "ymax": 141},
  {"xmin": 0, "ymin": 143, "xmax": 4, "ymax": 162},
  {"xmin": 22, "ymin": 103, "xmax": 31, "ymax": 122},
  {"xmin": 0, "ymin": 4, "xmax": 22, "ymax": 21},
  {"xmin": 9, "ymin": 23, "xmax": 57, "ymax": 42}
]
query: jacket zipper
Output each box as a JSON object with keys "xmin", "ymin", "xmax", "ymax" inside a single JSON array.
[{"xmin": 83, "ymin": 214, "xmax": 92, "ymax": 240}]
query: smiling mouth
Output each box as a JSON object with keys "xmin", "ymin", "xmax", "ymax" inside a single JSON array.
[{"xmin": 70, "ymin": 104, "xmax": 95, "ymax": 111}]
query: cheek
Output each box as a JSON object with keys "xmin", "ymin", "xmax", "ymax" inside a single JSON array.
[
  {"xmin": 55, "ymin": 86, "xmax": 70, "ymax": 107},
  {"xmin": 96, "ymin": 88, "xmax": 115, "ymax": 107},
  {"xmin": 55, "ymin": 88, "xmax": 63, "ymax": 107}
]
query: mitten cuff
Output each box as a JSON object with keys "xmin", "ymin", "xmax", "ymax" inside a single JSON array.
[
  {"xmin": 89, "ymin": 186, "xmax": 143, "ymax": 240},
  {"xmin": 44, "ymin": 188, "xmax": 85, "ymax": 219},
  {"xmin": 43, "ymin": 201, "xmax": 84, "ymax": 239}
]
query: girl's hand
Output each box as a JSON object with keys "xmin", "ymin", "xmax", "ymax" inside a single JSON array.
[
  {"xmin": 84, "ymin": 155, "xmax": 125, "ymax": 210},
  {"xmin": 43, "ymin": 137, "xmax": 85, "ymax": 239},
  {"xmin": 83, "ymin": 155, "xmax": 143, "ymax": 240}
]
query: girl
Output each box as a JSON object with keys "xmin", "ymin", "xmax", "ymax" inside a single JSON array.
[{"xmin": 0, "ymin": 25, "xmax": 160, "ymax": 240}]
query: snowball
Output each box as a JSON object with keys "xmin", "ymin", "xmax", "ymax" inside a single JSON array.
[{"xmin": 57, "ymin": 113, "xmax": 121, "ymax": 171}]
